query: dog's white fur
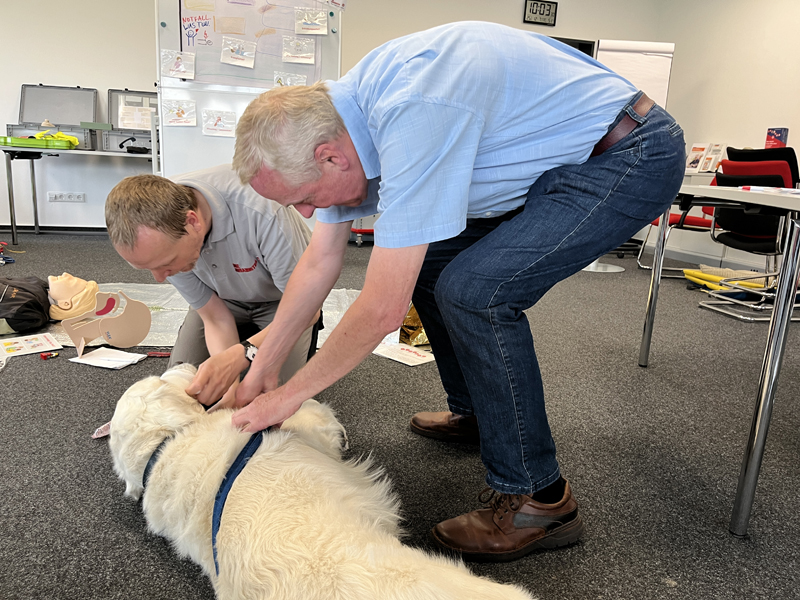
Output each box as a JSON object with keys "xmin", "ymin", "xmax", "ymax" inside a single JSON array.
[{"xmin": 110, "ymin": 364, "xmax": 536, "ymax": 600}]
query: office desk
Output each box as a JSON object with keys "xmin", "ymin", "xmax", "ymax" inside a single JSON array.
[
  {"xmin": 639, "ymin": 183, "xmax": 800, "ymax": 537},
  {"xmin": 3, "ymin": 146, "xmax": 154, "ymax": 245}
]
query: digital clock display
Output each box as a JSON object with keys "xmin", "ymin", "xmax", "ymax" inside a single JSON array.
[{"xmin": 523, "ymin": 1, "xmax": 558, "ymax": 27}]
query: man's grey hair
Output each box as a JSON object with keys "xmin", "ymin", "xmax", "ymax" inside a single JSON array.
[
  {"xmin": 233, "ymin": 81, "xmax": 346, "ymax": 186},
  {"xmin": 105, "ymin": 175, "xmax": 197, "ymax": 249}
]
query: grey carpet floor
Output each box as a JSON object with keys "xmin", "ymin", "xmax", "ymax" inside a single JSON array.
[{"xmin": 1, "ymin": 233, "xmax": 798, "ymax": 600}]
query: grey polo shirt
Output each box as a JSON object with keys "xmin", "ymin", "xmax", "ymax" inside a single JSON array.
[{"xmin": 166, "ymin": 164, "xmax": 311, "ymax": 310}]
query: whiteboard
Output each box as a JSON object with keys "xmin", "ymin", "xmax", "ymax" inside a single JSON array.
[
  {"xmin": 155, "ymin": 0, "xmax": 342, "ymax": 178},
  {"xmin": 596, "ymin": 40, "xmax": 675, "ymax": 108},
  {"xmin": 177, "ymin": 0, "xmax": 336, "ymax": 89}
]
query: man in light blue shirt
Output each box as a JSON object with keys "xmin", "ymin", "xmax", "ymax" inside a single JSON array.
[{"xmin": 191, "ymin": 22, "xmax": 685, "ymax": 562}]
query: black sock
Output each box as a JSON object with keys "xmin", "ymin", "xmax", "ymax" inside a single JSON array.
[{"xmin": 531, "ymin": 477, "xmax": 566, "ymax": 504}]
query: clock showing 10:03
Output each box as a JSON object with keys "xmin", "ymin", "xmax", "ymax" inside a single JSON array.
[{"xmin": 523, "ymin": 1, "xmax": 558, "ymax": 27}]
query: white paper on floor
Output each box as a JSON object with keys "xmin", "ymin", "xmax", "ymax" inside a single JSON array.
[{"xmin": 69, "ymin": 347, "xmax": 148, "ymax": 369}]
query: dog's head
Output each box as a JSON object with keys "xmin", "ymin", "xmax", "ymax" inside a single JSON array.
[{"xmin": 109, "ymin": 363, "xmax": 205, "ymax": 500}]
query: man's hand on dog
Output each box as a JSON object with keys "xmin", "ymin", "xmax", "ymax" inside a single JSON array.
[
  {"xmin": 231, "ymin": 389, "xmax": 304, "ymax": 432},
  {"xmin": 236, "ymin": 354, "xmax": 281, "ymax": 407},
  {"xmin": 186, "ymin": 344, "xmax": 248, "ymax": 406},
  {"xmin": 206, "ymin": 379, "xmax": 239, "ymax": 413}
]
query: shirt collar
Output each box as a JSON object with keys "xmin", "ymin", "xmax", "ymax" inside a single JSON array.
[{"xmin": 328, "ymin": 80, "xmax": 381, "ymax": 180}]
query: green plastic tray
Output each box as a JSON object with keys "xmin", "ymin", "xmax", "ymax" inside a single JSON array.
[{"xmin": 0, "ymin": 136, "xmax": 74, "ymax": 149}]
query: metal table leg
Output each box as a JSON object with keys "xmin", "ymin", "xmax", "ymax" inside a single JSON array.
[
  {"xmin": 29, "ymin": 159, "xmax": 39, "ymax": 235},
  {"xmin": 729, "ymin": 218, "xmax": 800, "ymax": 536},
  {"xmin": 4, "ymin": 152, "xmax": 18, "ymax": 245},
  {"xmin": 638, "ymin": 206, "xmax": 671, "ymax": 367}
]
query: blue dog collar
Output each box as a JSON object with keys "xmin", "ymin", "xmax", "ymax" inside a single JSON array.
[
  {"xmin": 142, "ymin": 437, "xmax": 172, "ymax": 490},
  {"xmin": 212, "ymin": 428, "xmax": 269, "ymax": 576},
  {"xmin": 141, "ymin": 426, "xmax": 270, "ymax": 577}
]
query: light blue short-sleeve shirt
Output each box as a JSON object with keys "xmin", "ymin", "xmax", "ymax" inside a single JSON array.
[
  {"xmin": 167, "ymin": 165, "xmax": 311, "ymax": 310},
  {"xmin": 315, "ymin": 22, "xmax": 638, "ymax": 248}
]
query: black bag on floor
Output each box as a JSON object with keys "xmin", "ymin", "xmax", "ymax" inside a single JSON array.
[{"xmin": 0, "ymin": 276, "xmax": 51, "ymax": 334}]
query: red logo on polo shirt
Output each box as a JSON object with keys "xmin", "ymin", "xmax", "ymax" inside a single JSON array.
[{"xmin": 233, "ymin": 258, "xmax": 258, "ymax": 273}]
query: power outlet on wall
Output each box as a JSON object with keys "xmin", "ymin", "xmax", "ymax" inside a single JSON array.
[{"xmin": 48, "ymin": 192, "xmax": 86, "ymax": 202}]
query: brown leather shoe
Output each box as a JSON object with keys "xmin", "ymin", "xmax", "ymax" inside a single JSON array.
[
  {"xmin": 431, "ymin": 481, "xmax": 584, "ymax": 562},
  {"xmin": 409, "ymin": 411, "xmax": 480, "ymax": 445}
]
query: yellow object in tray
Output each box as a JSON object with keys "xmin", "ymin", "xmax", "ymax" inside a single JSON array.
[
  {"xmin": 32, "ymin": 130, "xmax": 79, "ymax": 148},
  {"xmin": 0, "ymin": 136, "xmax": 75, "ymax": 150}
]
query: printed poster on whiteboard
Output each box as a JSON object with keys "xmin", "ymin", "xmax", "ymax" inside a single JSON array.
[
  {"xmin": 295, "ymin": 9, "xmax": 328, "ymax": 34},
  {"xmin": 274, "ymin": 71, "xmax": 308, "ymax": 86},
  {"xmin": 177, "ymin": 1, "xmax": 332, "ymax": 88},
  {"xmin": 163, "ymin": 100, "xmax": 197, "ymax": 127},
  {"xmin": 221, "ymin": 36, "xmax": 256, "ymax": 69},
  {"xmin": 282, "ymin": 36, "xmax": 316, "ymax": 64},
  {"xmin": 202, "ymin": 109, "xmax": 236, "ymax": 137},
  {"xmin": 161, "ymin": 50, "xmax": 196, "ymax": 80}
]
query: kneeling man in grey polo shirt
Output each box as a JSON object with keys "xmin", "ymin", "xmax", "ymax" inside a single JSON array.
[{"xmin": 106, "ymin": 164, "xmax": 318, "ymax": 405}]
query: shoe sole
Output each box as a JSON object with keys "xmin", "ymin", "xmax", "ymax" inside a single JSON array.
[
  {"xmin": 409, "ymin": 421, "xmax": 480, "ymax": 446},
  {"xmin": 430, "ymin": 515, "xmax": 585, "ymax": 563}
]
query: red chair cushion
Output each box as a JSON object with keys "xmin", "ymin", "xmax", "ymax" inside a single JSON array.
[
  {"xmin": 650, "ymin": 213, "xmax": 712, "ymax": 228},
  {"xmin": 720, "ymin": 160, "xmax": 793, "ymax": 188}
]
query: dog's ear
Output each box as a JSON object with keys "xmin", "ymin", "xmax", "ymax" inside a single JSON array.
[
  {"xmin": 109, "ymin": 370, "xmax": 203, "ymax": 500},
  {"xmin": 110, "ymin": 377, "xmax": 165, "ymax": 500}
]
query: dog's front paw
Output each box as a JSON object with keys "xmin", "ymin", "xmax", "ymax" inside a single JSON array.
[{"xmin": 282, "ymin": 399, "xmax": 348, "ymax": 459}]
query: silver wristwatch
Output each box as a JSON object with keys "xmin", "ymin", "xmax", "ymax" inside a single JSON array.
[{"xmin": 241, "ymin": 340, "xmax": 258, "ymax": 363}]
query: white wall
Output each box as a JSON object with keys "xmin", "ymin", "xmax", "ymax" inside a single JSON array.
[
  {"xmin": 661, "ymin": 0, "xmax": 800, "ymax": 150},
  {"xmin": 0, "ymin": 0, "xmax": 156, "ymax": 229},
  {"xmin": 649, "ymin": 0, "xmax": 800, "ymax": 269},
  {"xmin": 340, "ymin": 0, "xmax": 662, "ymax": 72}
]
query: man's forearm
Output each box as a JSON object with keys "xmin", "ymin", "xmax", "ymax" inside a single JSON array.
[
  {"xmin": 245, "ymin": 309, "xmax": 320, "ymax": 349},
  {"xmin": 231, "ymin": 244, "xmax": 429, "ymax": 432},
  {"xmin": 278, "ymin": 291, "xmax": 400, "ymax": 407},
  {"xmin": 280, "ymin": 241, "xmax": 428, "ymax": 403},
  {"xmin": 189, "ymin": 294, "xmax": 250, "ymax": 405},
  {"xmin": 197, "ymin": 295, "xmax": 241, "ymax": 356},
  {"xmin": 204, "ymin": 317, "xmax": 241, "ymax": 356},
  {"xmin": 245, "ymin": 222, "xmax": 350, "ymax": 384}
]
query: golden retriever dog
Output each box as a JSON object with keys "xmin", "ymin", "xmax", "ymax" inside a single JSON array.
[{"xmin": 109, "ymin": 364, "xmax": 536, "ymax": 600}]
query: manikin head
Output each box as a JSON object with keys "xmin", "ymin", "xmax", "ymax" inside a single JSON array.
[{"xmin": 48, "ymin": 273, "xmax": 100, "ymax": 320}]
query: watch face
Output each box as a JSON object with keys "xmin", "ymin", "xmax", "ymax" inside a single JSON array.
[{"xmin": 244, "ymin": 343, "xmax": 258, "ymax": 361}]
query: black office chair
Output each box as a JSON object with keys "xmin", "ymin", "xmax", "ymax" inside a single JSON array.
[
  {"xmin": 711, "ymin": 172, "xmax": 787, "ymax": 255},
  {"xmin": 699, "ymin": 159, "xmax": 798, "ymax": 321},
  {"xmin": 726, "ymin": 147, "xmax": 799, "ymax": 187}
]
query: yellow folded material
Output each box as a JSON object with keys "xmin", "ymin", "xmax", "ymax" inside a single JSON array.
[
  {"xmin": 684, "ymin": 273, "xmax": 726, "ymax": 291},
  {"xmin": 32, "ymin": 130, "xmax": 79, "ymax": 148},
  {"xmin": 683, "ymin": 269, "xmax": 765, "ymax": 290},
  {"xmin": 697, "ymin": 264, "xmax": 769, "ymax": 285}
]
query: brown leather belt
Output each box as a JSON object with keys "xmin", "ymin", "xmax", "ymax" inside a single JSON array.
[{"xmin": 590, "ymin": 93, "xmax": 655, "ymax": 157}]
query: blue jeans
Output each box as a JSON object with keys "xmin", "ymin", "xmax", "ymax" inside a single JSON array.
[{"xmin": 412, "ymin": 92, "xmax": 685, "ymax": 495}]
